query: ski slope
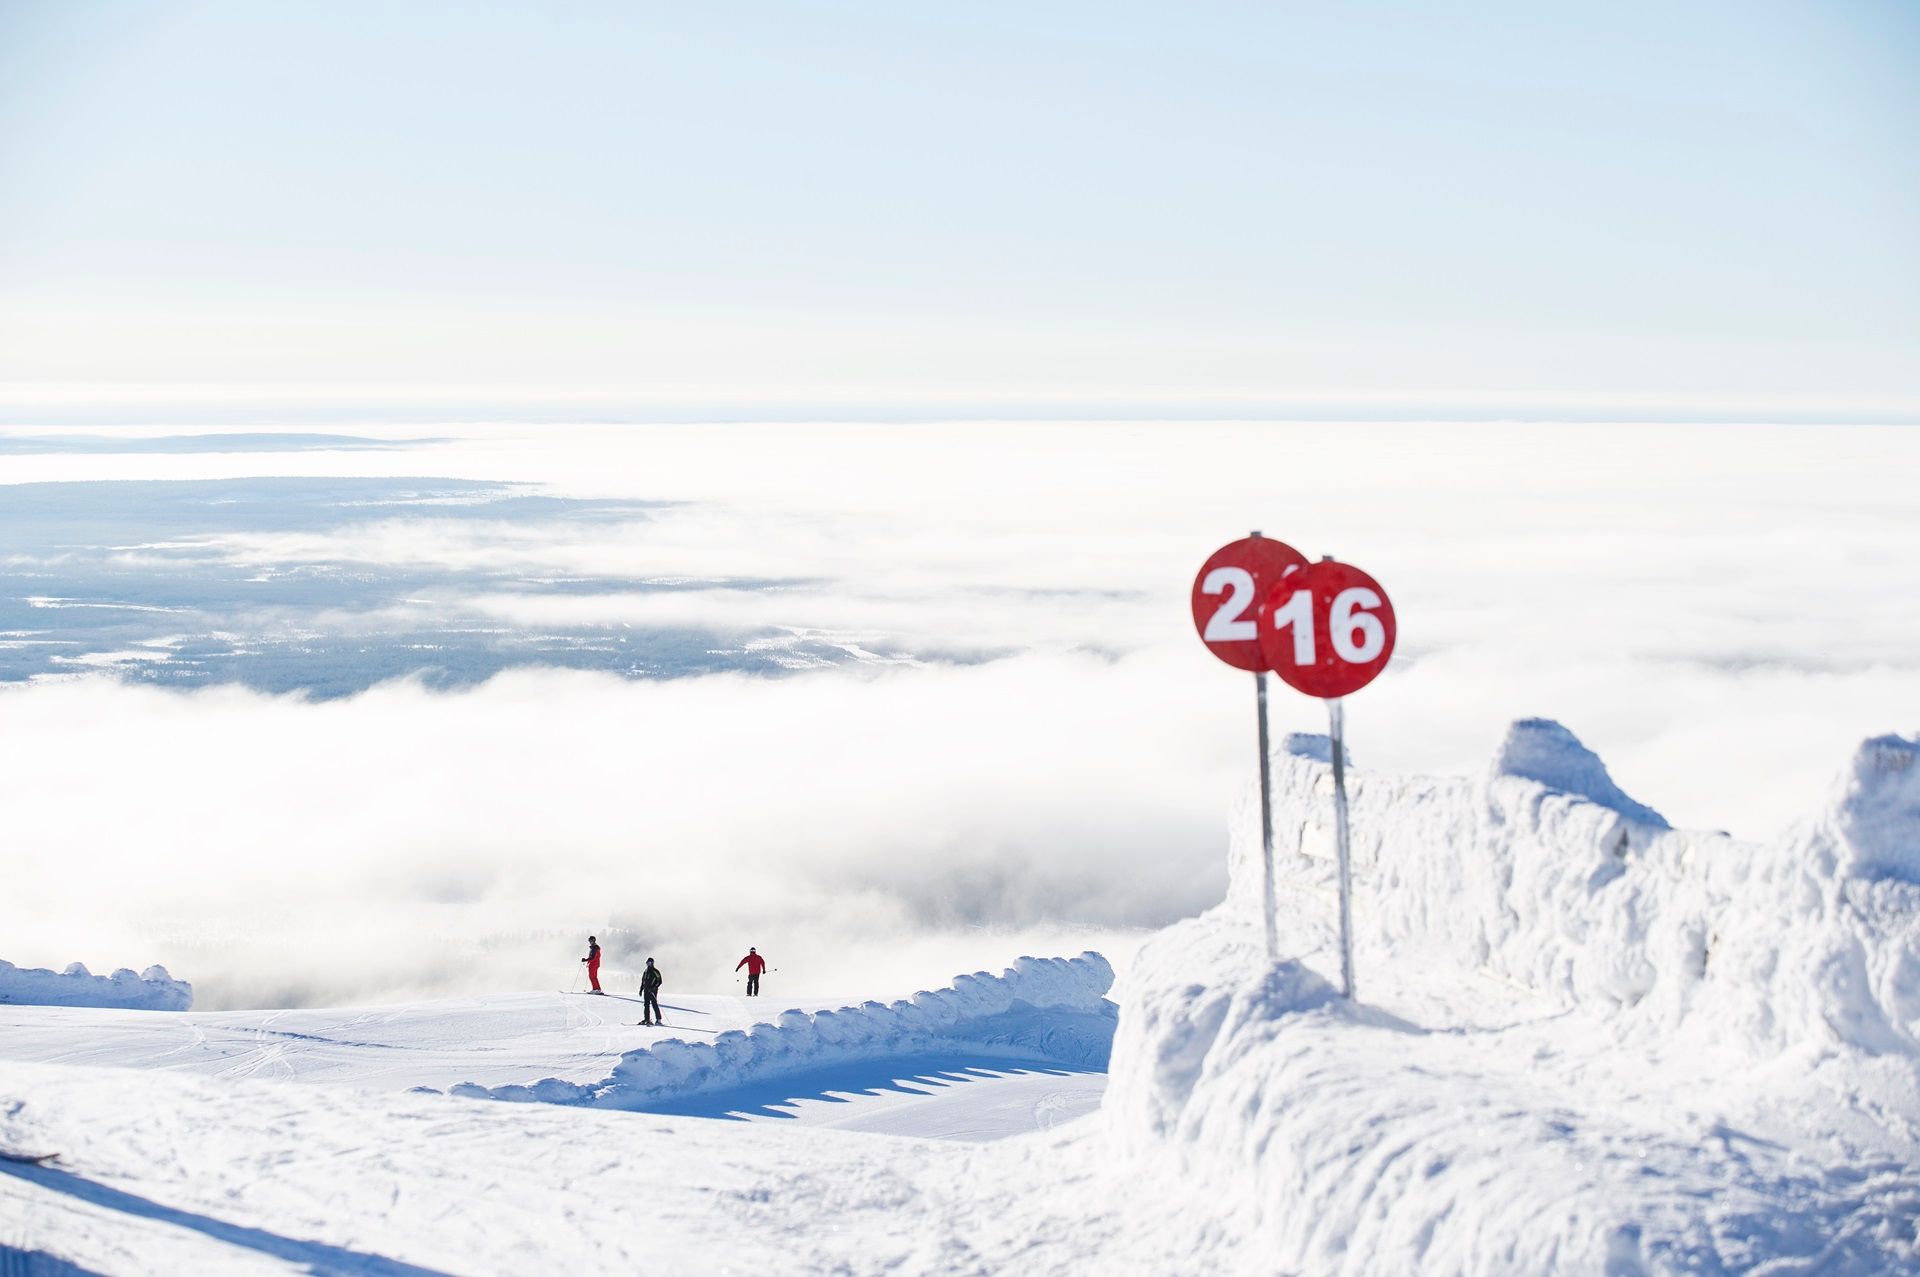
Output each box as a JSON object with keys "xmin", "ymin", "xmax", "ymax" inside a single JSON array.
[
  {"xmin": 5, "ymin": 721, "xmax": 1919, "ymax": 1274},
  {"xmin": 0, "ymin": 1058, "xmax": 1212, "ymax": 1276},
  {"xmin": 0, "ymin": 973, "xmax": 1112, "ymax": 1141},
  {"xmin": 0, "ymin": 962, "xmax": 1131, "ymax": 1271},
  {"xmin": 0, "ymin": 991, "xmax": 851, "ymax": 1091}
]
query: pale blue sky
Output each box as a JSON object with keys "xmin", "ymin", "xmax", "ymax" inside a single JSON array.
[{"xmin": 2, "ymin": 1, "xmax": 1916, "ymax": 413}]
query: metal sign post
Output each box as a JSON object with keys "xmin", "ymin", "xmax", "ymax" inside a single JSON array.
[
  {"xmin": 1259, "ymin": 555, "xmax": 1396, "ymax": 1002},
  {"xmin": 1327, "ymin": 697, "xmax": 1355, "ymax": 1000},
  {"xmin": 1255, "ymin": 666, "xmax": 1278, "ymax": 961},
  {"xmin": 1189, "ymin": 529, "xmax": 1305, "ymax": 965}
]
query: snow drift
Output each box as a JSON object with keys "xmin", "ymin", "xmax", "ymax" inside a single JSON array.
[
  {"xmin": 0, "ymin": 960, "xmax": 190, "ymax": 1011},
  {"xmin": 451, "ymin": 952, "xmax": 1115, "ymax": 1108},
  {"xmin": 1204, "ymin": 717, "xmax": 1920, "ymax": 1048},
  {"xmin": 1107, "ymin": 720, "xmax": 1920, "ymax": 1273}
]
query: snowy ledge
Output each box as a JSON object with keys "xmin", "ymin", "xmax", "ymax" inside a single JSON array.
[
  {"xmin": 1231, "ymin": 719, "xmax": 1920, "ymax": 1046},
  {"xmin": 0, "ymin": 960, "xmax": 191, "ymax": 1011},
  {"xmin": 447, "ymin": 952, "xmax": 1116, "ymax": 1108},
  {"xmin": 1103, "ymin": 720, "xmax": 1920, "ymax": 1273}
]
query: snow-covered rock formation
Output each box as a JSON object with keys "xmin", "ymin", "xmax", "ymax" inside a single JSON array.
[
  {"xmin": 0, "ymin": 960, "xmax": 191, "ymax": 1011},
  {"xmin": 1107, "ymin": 720, "xmax": 1920, "ymax": 1274},
  {"xmin": 453, "ymin": 952, "xmax": 1115, "ymax": 1108}
]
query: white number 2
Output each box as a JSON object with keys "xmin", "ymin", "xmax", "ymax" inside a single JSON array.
[
  {"xmin": 1269, "ymin": 586, "xmax": 1385, "ymax": 664},
  {"xmin": 1201, "ymin": 567, "xmax": 1257, "ymax": 641}
]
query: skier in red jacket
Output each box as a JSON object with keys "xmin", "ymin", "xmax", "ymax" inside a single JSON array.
[
  {"xmin": 581, "ymin": 936, "xmax": 603, "ymax": 994},
  {"xmin": 735, "ymin": 947, "xmax": 767, "ymax": 996}
]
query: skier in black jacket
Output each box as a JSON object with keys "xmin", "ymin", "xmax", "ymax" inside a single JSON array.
[{"xmin": 640, "ymin": 957, "xmax": 664, "ymax": 1026}]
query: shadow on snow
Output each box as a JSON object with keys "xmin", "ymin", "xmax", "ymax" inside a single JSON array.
[
  {"xmin": 0, "ymin": 1160, "xmax": 448, "ymax": 1277},
  {"xmin": 630, "ymin": 1053, "xmax": 1101, "ymax": 1123}
]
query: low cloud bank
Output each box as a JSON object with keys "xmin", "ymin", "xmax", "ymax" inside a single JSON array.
[
  {"xmin": 6, "ymin": 638, "xmax": 1912, "ymax": 1009},
  {"xmin": 5, "ymin": 421, "xmax": 1917, "ymax": 1007},
  {"xmin": 0, "ymin": 658, "xmax": 1207, "ymax": 1008}
]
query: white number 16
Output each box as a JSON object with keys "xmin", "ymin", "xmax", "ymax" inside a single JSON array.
[{"xmin": 1270, "ymin": 586, "xmax": 1385, "ymax": 665}]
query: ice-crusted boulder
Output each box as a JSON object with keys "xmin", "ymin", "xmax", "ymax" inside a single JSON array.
[
  {"xmin": 1831, "ymin": 733, "xmax": 1920, "ymax": 883},
  {"xmin": 0, "ymin": 960, "xmax": 192, "ymax": 1011},
  {"xmin": 1108, "ymin": 721, "xmax": 1920, "ymax": 1274},
  {"xmin": 450, "ymin": 952, "xmax": 1116, "ymax": 1108},
  {"xmin": 1490, "ymin": 717, "xmax": 1669, "ymax": 829}
]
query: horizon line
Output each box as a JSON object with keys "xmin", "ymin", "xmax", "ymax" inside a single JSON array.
[{"xmin": 2, "ymin": 381, "xmax": 1918, "ymax": 428}]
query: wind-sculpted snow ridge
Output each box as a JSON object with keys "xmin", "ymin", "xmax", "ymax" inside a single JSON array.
[
  {"xmin": 449, "ymin": 953, "xmax": 1115, "ymax": 1109},
  {"xmin": 1107, "ymin": 721, "xmax": 1920, "ymax": 1274},
  {"xmin": 0, "ymin": 960, "xmax": 190, "ymax": 1011},
  {"xmin": 1220, "ymin": 718, "xmax": 1920, "ymax": 1048}
]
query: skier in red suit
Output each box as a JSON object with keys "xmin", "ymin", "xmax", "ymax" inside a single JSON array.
[
  {"xmin": 581, "ymin": 935, "xmax": 603, "ymax": 994},
  {"xmin": 735, "ymin": 947, "xmax": 767, "ymax": 996}
]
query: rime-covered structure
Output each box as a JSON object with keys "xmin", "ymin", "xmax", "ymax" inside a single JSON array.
[
  {"xmin": 0, "ymin": 960, "xmax": 191, "ymax": 1011},
  {"xmin": 1108, "ymin": 720, "xmax": 1920, "ymax": 1274}
]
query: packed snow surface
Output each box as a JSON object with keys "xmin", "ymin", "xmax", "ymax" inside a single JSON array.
[
  {"xmin": 0, "ymin": 1059, "xmax": 1205, "ymax": 1276},
  {"xmin": 0, "ymin": 977, "xmax": 1110, "ymax": 1141},
  {"xmin": 0, "ymin": 990, "xmax": 850, "ymax": 1091},
  {"xmin": 449, "ymin": 952, "xmax": 1114, "ymax": 1108},
  {"xmin": 0, "ymin": 960, "xmax": 189, "ymax": 1011},
  {"xmin": 6, "ymin": 721, "xmax": 1920, "ymax": 1274}
]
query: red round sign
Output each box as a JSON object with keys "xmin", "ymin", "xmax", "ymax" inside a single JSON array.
[
  {"xmin": 1258, "ymin": 559, "xmax": 1396, "ymax": 698},
  {"xmin": 1190, "ymin": 536, "xmax": 1308, "ymax": 671}
]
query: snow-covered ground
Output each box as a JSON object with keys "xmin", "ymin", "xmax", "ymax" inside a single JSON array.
[
  {"xmin": 0, "ymin": 962, "xmax": 1132, "ymax": 1271},
  {"xmin": 444, "ymin": 954, "xmax": 1113, "ymax": 1108},
  {"xmin": 0, "ymin": 962, "xmax": 1113, "ymax": 1141},
  {"xmin": 0, "ymin": 991, "xmax": 846, "ymax": 1090},
  {"xmin": 0, "ymin": 1060, "xmax": 1207, "ymax": 1276},
  {"xmin": 5, "ymin": 722, "xmax": 1918, "ymax": 1274}
]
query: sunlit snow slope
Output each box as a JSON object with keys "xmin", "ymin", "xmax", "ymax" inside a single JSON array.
[
  {"xmin": 5, "ymin": 723, "xmax": 1918, "ymax": 1275},
  {"xmin": 445, "ymin": 954, "xmax": 1113, "ymax": 1106},
  {"xmin": 0, "ymin": 990, "xmax": 835, "ymax": 1089},
  {"xmin": 0, "ymin": 963, "xmax": 1113, "ymax": 1140},
  {"xmin": 1107, "ymin": 721, "xmax": 1920, "ymax": 1273}
]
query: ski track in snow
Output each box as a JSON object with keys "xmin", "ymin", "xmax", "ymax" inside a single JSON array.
[
  {"xmin": 0, "ymin": 992, "xmax": 865, "ymax": 1092},
  {"xmin": 0, "ymin": 1062, "xmax": 1224, "ymax": 1277}
]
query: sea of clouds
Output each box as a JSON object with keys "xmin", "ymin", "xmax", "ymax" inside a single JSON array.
[{"xmin": 2, "ymin": 420, "xmax": 1915, "ymax": 1008}]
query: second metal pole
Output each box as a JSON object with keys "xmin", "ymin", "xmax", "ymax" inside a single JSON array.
[
  {"xmin": 1256, "ymin": 670, "xmax": 1278, "ymax": 961},
  {"xmin": 1328, "ymin": 696, "xmax": 1355, "ymax": 1000}
]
